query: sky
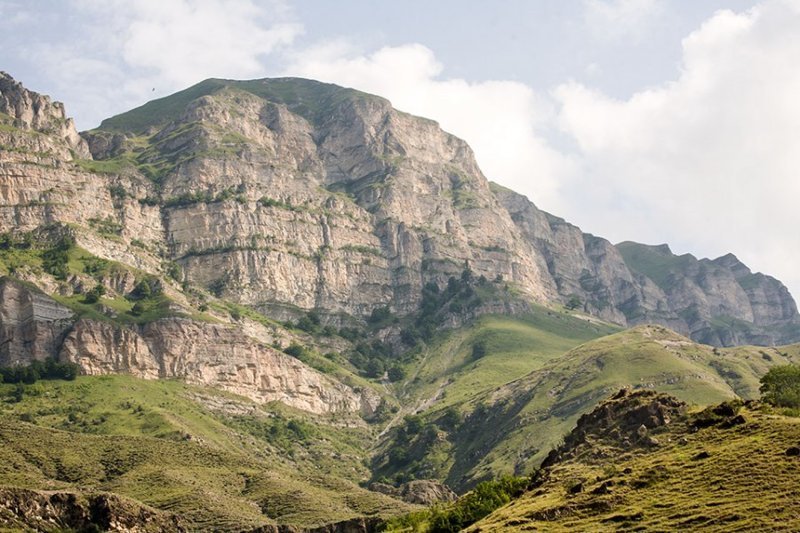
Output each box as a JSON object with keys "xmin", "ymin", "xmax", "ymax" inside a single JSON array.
[{"xmin": 2, "ymin": 0, "xmax": 799, "ymax": 300}]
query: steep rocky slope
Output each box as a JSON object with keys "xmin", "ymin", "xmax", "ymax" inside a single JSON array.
[
  {"xmin": 0, "ymin": 277, "xmax": 374, "ymax": 414},
  {"xmin": 494, "ymin": 184, "xmax": 800, "ymax": 345}
]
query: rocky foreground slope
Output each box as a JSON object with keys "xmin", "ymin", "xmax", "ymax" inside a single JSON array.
[{"xmin": 471, "ymin": 390, "xmax": 800, "ymax": 531}]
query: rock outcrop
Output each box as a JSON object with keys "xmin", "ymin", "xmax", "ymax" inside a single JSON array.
[
  {"xmin": 0, "ymin": 488, "xmax": 185, "ymax": 532},
  {"xmin": 60, "ymin": 317, "xmax": 375, "ymax": 414},
  {"xmin": 0, "ymin": 71, "xmax": 90, "ymax": 158},
  {"xmin": 0, "ymin": 277, "xmax": 372, "ymax": 414},
  {"xmin": 0, "ymin": 278, "xmax": 74, "ymax": 366},
  {"xmin": 541, "ymin": 389, "xmax": 687, "ymax": 468},
  {"xmin": 368, "ymin": 479, "xmax": 457, "ymax": 505}
]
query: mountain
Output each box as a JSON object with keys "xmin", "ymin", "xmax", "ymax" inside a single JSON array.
[
  {"xmin": 1, "ymin": 71, "xmax": 798, "ymax": 349},
  {"xmin": 2, "ymin": 71, "xmax": 800, "ymax": 530}
]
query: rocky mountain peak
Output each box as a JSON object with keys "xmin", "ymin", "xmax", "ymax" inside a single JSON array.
[{"xmin": 0, "ymin": 72, "xmax": 89, "ymax": 158}]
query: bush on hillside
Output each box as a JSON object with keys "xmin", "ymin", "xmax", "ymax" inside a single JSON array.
[
  {"xmin": 0, "ymin": 357, "xmax": 80, "ymax": 385},
  {"xmin": 760, "ymin": 364, "xmax": 800, "ymax": 408},
  {"xmin": 425, "ymin": 476, "xmax": 529, "ymax": 532}
]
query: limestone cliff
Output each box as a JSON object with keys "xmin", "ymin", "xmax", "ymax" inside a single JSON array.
[
  {"xmin": 61, "ymin": 317, "xmax": 374, "ymax": 414},
  {"xmin": 0, "ymin": 72, "xmax": 798, "ymax": 349},
  {"xmin": 83, "ymin": 78, "xmax": 556, "ymax": 317},
  {"xmin": 495, "ymin": 185, "xmax": 800, "ymax": 346},
  {"xmin": 0, "ymin": 278, "xmax": 73, "ymax": 366},
  {"xmin": 0, "ymin": 278, "xmax": 371, "ymax": 414}
]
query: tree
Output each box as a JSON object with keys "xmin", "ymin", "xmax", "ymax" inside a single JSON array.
[
  {"xmin": 471, "ymin": 340, "xmax": 488, "ymax": 360},
  {"xmin": 387, "ymin": 365, "xmax": 406, "ymax": 382},
  {"xmin": 11, "ymin": 383, "xmax": 25, "ymax": 402},
  {"xmin": 760, "ymin": 364, "xmax": 800, "ymax": 408},
  {"xmin": 365, "ymin": 359, "xmax": 385, "ymax": 379},
  {"xmin": 83, "ymin": 284, "xmax": 106, "ymax": 304},
  {"xmin": 565, "ymin": 294, "xmax": 583, "ymax": 310},
  {"xmin": 130, "ymin": 279, "xmax": 152, "ymax": 300},
  {"xmin": 368, "ymin": 306, "xmax": 392, "ymax": 325},
  {"xmin": 283, "ymin": 343, "xmax": 306, "ymax": 358}
]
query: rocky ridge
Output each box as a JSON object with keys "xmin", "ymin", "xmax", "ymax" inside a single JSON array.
[
  {"xmin": 494, "ymin": 185, "xmax": 800, "ymax": 345},
  {"xmin": 0, "ymin": 70, "xmax": 799, "ymax": 413}
]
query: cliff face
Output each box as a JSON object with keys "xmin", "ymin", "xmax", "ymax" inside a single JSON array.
[
  {"xmin": 61, "ymin": 317, "xmax": 375, "ymax": 415},
  {"xmin": 82, "ymin": 78, "xmax": 556, "ymax": 317},
  {"xmin": 0, "ymin": 71, "xmax": 798, "ymax": 356},
  {"xmin": 0, "ymin": 278, "xmax": 371, "ymax": 415},
  {"xmin": 495, "ymin": 186, "xmax": 800, "ymax": 345},
  {"xmin": 0, "ymin": 278, "xmax": 74, "ymax": 366}
]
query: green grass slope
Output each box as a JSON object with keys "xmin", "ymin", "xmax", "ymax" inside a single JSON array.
[
  {"xmin": 399, "ymin": 309, "xmax": 620, "ymax": 411},
  {"xmin": 377, "ymin": 324, "xmax": 800, "ymax": 492},
  {"xmin": 473, "ymin": 398, "xmax": 800, "ymax": 531},
  {"xmin": 0, "ymin": 375, "xmax": 413, "ymax": 530},
  {"xmin": 97, "ymin": 77, "xmax": 383, "ymax": 134}
]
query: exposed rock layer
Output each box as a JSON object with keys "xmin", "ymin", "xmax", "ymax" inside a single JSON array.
[{"xmin": 0, "ymin": 278, "xmax": 371, "ymax": 414}]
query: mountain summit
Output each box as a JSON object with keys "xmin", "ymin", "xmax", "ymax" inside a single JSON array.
[
  {"xmin": 1, "ymin": 73, "xmax": 797, "ymax": 347},
  {"xmin": 83, "ymin": 76, "xmax": 800, "ymax": 344}
]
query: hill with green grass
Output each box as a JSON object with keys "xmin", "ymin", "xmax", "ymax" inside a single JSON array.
[
  {"xmin": 0, "ymin": 375, "xmax": 412, "ymax": 531},
  {"xmin": 470, "ymin": 390, "xmax": 800, "ymax": 531},
  {"xmin": 372, "ymin": 325, "xmax": 800, "ymax": 492}
]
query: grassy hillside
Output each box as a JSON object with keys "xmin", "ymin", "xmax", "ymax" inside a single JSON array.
[
  {"xmin": 399, "ymin": 309, "xmax": 620, "ymax": 410},
  {"xmin": 376, "ymin": 324, "xmax": 800, "ymax": 492},
  {"xmin": 472, "ymin": 396, "xmax": 800, "ymax": 531},
  {"xmin": 0, "ymin": 375, "xmax": 413, "ymax": 530},
  {"xmin": 96, "ymin": 77, "xmax": 383, "ymax": 134}
]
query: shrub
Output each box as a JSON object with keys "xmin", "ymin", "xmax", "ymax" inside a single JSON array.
[
  {"xmin": 83, "ymin": 284, "xmax": 106, "ymax": 304},
  {"xmin": 42, "ymin": 238, "xmax": 73, "ymax": 280},
  {"xmin": 129, "ymin": 279, "xmax": 152, "ymax": 300},
  {"xmin": 165, "ymin": 262, "xmax": 183, "ymax": 282},
  {"xmin": 387, "ymin": 365, "xmax": 406, "ymax": 382},
  {"xmin": 338, "ymin": 327, "xmax": 363, "ymax": 341},
  {"xmin": 760, "ymin": 364, "xmax": 800, "ymax": 408},
  {"xmin": 284, "ymin": 343, "xmax": 306, "ymax": 358},
  {"xmin": 427, "ymin": 476, "xmax": 528, "ymax": 532},
  {"xmin": 368, "ymin": 306, "xmax": 392, "ymax": 325},
  {"xmin": 566, "ymin": 294, "xmax": 583, "ymax": 310},
  {"xmin": 400, "ymin": 328, "xmax": 420, "ymax": 347},
  {"xmin": 366, "ymin": 359, "xmax": 385, "ymax": 378},
  {"xmin": 0, "ymin": 358, "xmax": 80, "ymax": 385},
  {"xmin": 471, "ymin": 340, "xmax": 488, "ymax": 360},
  {"xmin": 11, "ymin": 383, "xmax": 25, "ymax": 403}
]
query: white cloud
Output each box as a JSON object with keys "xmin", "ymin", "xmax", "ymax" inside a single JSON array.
[
  {"xmin": 285, "ymin": 43, "xmax": 575, "ymax": 210},
  {"xmin": 29, "ymin": 0, "xmax": 301, "ymax": 128},
  {"xmin": 556, "ymin": 0, "xmax": 800, "ymax": 299},
  {"xmin": 118, "ymin": 0, "xmax": 300, "ymax": 87},
  {"xmin": 583, "ymin": 0, "xmax": 664, "ymax": 41}
]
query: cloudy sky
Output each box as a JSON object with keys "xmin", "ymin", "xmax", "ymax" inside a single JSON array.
[{"xmin": 2, "ymin": 0, "xmax": 799, "ymax": 299}]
